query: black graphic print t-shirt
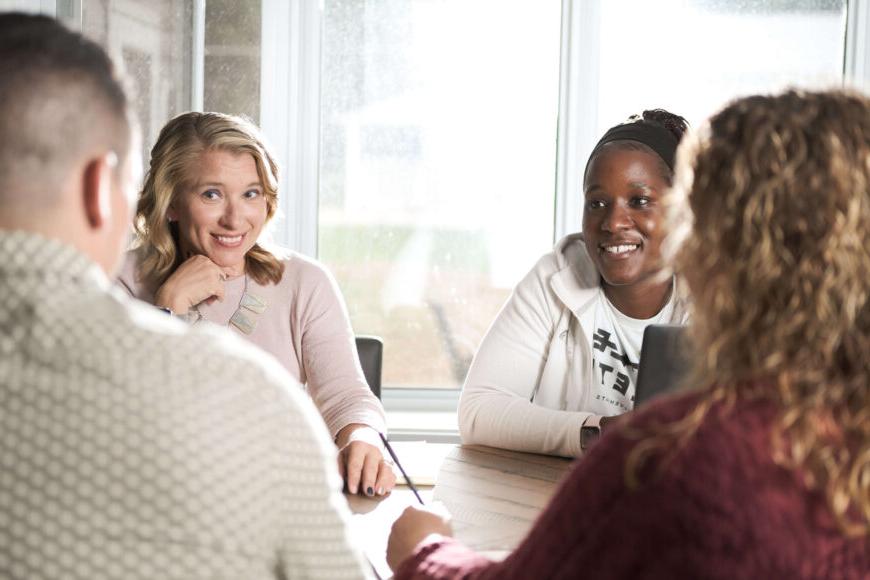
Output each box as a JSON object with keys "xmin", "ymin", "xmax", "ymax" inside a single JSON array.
[{"xmin": 578, "ymin": 289, "xmax": 675, "ymax": 415}]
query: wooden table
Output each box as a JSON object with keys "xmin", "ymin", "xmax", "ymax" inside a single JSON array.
[{"xmin": 348, "ymin": 443, "xmax": 574, "ymax": 578}]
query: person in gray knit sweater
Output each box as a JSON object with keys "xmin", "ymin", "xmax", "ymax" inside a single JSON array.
[{"xmin": 0, "ymin": 12, "xmax": 370, "ymax": 580}]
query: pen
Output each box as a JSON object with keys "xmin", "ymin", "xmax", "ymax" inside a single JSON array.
[
  {"xmin": 367, "ymin": 557, "xmax": 384, "ymax": 580},
  {"xmin": 378, "ymin": 432, "xmax": 425, "ymax": 505}
]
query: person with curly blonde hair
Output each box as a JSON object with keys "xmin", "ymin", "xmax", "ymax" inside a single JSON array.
[
  {"xmin": 118, "ymin": 112, "xmax": 395, "ymax": 498},
  {"xmin": 385, "ymin": 89, "xmax": 869, "ymax": 578}
]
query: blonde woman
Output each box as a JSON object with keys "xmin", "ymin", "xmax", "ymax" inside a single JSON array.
[
  {"xmin": 386, "ymin": 90, "xmax": 869, "ymax": 578},
  {"xmin": 118, "ymin": 112, "xmax": 396, "ymax": 497}
]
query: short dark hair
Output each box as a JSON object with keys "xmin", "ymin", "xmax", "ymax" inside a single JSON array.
[{"xmin": 0, "ymin": 12, "xmax": 132, "ymax": 202}]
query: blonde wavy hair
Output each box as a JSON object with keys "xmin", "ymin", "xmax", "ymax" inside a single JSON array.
[
  {"xmin": 628, "ymin": 89, "xmax": 870, "ymax": 536},
  {"xmin": 133, "ymin": 111, "xmax": 284, "ymax": 287}
]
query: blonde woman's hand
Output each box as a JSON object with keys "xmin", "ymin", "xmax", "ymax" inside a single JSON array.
[
  {"xmin": 154, "ymin": 255, "xmax": 235, "ymax": 315},
  {"xmin": 336, "ymin": 424, "xmax": 397, "ymax": 497},
  {"xmin": 387, "ymin": 505, "xmax": 453, "ymax": 572}
]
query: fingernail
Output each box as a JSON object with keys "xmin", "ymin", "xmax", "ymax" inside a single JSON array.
[
  {"xmin": 377, "ymin": 487, "xmax": 385, "ymax": 495},
  {"xmin": 366, "ymin": 486, "xmax": 374, "ymax": 496}
]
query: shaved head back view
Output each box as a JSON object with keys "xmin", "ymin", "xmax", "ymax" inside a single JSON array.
[{"xmin": 0, "ymin": 12, "xmax": 138, "ymax": 273}]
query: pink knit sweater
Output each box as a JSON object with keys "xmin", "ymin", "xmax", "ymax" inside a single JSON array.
[
  {"xmin": 397, "ymin": 392, "xmax": 868, "ymax": 579},
  {"xmin": 117, "ymin": 250, "xmax": 386, "ymax": 438}
]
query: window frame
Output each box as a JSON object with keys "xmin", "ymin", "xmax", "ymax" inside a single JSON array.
[
  {"xmin": 24, "ymin": 0, "xmax": 870, "ymax": 434},
  {"xmin": 846, "ymin": 0, "xmax": 870, "ymax": 90},
  {"xmin": 191, "ymin": 0, "xmax": 205, "ymax": 111},
  {"xmin": 259, "ymin": 0, "xmax": 320, "ymax": 258},
  {"xmin": 554, "ymin": 0, "xmax": 603, "ymax": 240},
  {"xmin": 259, "ymin": 2, "xmax": 575, "ymax": 418},
  {"xmin": 251, "ymin": 0, "xmax": 870, "ymax": 432}
]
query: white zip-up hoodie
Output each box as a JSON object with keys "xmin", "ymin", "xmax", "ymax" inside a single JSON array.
[{"xmin": 458, "ymin": 233, "xmax": 691, "ymax": 457}]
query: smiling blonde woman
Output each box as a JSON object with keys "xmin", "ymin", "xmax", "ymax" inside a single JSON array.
[{"xmin": 118, "ymin": 112, "xmax": 395, "ymax": 497}]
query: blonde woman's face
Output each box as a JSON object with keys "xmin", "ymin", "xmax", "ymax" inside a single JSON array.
[{"xmin": 169, "ymin": 149, "xmax": 268, "ymax": 275}]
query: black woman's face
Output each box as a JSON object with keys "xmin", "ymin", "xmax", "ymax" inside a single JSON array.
[{"xmin": 582, "ymin": 145, "xmax": 670, "ymax": 291}]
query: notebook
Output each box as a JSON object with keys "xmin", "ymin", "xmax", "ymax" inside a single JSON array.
[{"xmin": 634, "ymin": 324, "xmax": 693, "ymax": 407}]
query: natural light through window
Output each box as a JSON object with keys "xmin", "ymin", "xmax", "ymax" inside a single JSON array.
[
  {"xmin": 319, "ymin": 0, "xmax": 562, "ymax": 389},
  {"xmin": 594, "ymin": 0, "xmax": 846, "ymax": 131}
]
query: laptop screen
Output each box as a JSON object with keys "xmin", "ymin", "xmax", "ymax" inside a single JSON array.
[{"xmin": 634, "ymin": 325, "xmax": 692, "ymax": 407}]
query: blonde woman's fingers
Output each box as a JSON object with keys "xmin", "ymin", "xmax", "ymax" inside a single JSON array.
[{"xmin": 374, "ymin": 459, "xmax": 397, "ymax": 495}]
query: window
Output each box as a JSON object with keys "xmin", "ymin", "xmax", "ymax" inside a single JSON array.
[
  {"xmin": 594, "ymin": 0, "xmax": 847, "ymax": 130},
  {"xmin": 555, "ymin": 0, "xmax": 850, "ymax": 238},
  {"xmin": 15, "ymin": 0, "xmax": 861, "ymax": 407},
  {"xmin": 202, "ymin": 0, "xmax": 261, "ymax": 123},
  {"xmin": 316, "ymin": 0, "xmax": 850, "ymax": 393},
  {"xmin": 64, "ymin": 0, "xmax": 262, "ymax": 164},
  {"xmin": 318, "ymin": 0, "xmax": 563, "ymax": 390},
  {"xmin": 80, "ymin": 0, "xmax": 194, "ymax": 164}
]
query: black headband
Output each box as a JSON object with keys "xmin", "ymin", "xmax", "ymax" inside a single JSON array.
[{"xmin": 585, "ymin": 121, "xmax": 680, "ymax": 177}]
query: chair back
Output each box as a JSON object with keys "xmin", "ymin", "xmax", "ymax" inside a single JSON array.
[{"xmin": 355, "ymin": 335, "xmax": 383, "ymax": 399}]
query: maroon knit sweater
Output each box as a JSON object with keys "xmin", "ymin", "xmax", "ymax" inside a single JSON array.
[{"xmin": 396, "ymin": 392, "xmax": 869, "ymax": 579}]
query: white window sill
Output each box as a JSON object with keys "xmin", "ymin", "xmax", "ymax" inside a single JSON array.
[
  {"xmin": 386, "ymin": 411, "xmax": 460, "ymax": 443},
  {"xmin": 382, "ymin": 388, "xmax": 461, "ymax": 443}
]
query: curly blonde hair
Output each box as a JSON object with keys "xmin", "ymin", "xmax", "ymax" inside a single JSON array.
[
  {"xmin": 133, "ymin": 111, "xmax": 284, "ymax": 287},
  {"xmin": 629, "ymin": 89, "xmax": 870, "ymax": 536}
]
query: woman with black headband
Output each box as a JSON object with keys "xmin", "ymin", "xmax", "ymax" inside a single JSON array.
[
  {"xmin": 386, "ymin": 91, "xmax": 870, "ymax": 580},
  {"xmin": 457, "ymin": 110, "xmax": 691, "ymax": 458}
]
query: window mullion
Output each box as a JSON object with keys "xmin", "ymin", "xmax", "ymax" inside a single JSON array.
[
  {"xmin": 190, "ymin": 0, "xmax": 205, "ymax": 111},
  {"xmin": 260, "ymin": 0, "xmax": 321, "ymax": 257},
  {"xmin": 554, "ymin": 0, "xmax": 602, "ymax": 241},
  {"xmin": 845, "ymin": 0, "xmax": 870, "ymax": 90}
]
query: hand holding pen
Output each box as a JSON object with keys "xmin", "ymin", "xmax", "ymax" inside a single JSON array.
[
  {"xmin": 378, "ymin": 433, "xmax": 454, "ymax": 573},
  {"xmin": 364, "ymin": 433, "xmax": 427, "ymax": 579},
  {"xmin": 378, "ymin": 432, "xmax": 425, "ymax": 505}
]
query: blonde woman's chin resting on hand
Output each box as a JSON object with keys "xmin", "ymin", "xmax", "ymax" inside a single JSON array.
[
  {"xmin": 153, "ymin": 254, "xmax": 237, "ymax": 315},
  {"xmin": 117, "ymin": 111, "xmax": 392, "ymax": 496}
]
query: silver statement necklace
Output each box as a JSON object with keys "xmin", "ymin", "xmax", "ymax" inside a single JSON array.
[
  {"xmin": 227, "ymin": 274, "xmax": 268, "ymax": 334},
  {"xmin": 189, "ymin": 274, "xmax": 267, "ymax": 334}
]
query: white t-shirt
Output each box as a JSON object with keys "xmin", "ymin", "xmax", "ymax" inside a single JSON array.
[{"xmin": 579, "ymin": 283, "xmax": 676, "ymax": 416}]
